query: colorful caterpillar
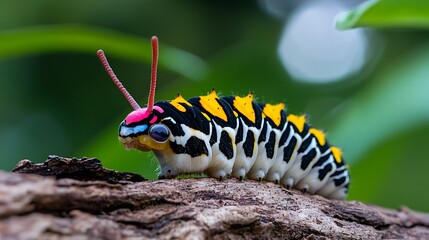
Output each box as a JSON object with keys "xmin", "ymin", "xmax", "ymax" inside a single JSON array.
[{"xmin": 97, "ymin": 36, "xmax": 350, "ymax": 200}]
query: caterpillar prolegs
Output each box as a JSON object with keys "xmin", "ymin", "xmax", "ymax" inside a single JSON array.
[{"xmin": 97, "ymin": 36, "xmax": 350, "ymax": 200}]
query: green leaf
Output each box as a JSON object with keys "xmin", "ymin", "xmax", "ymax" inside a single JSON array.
[
  {"xmin": 0, "ymin": 24, "xmax": 207, "ymax": 81},
  {"xmin": 336, "ymin": 0, "xmax": 429, "ymax": 30},
  {"xmin": 329, "ymin": 43, "xmax": 429, "ymax": 165}
]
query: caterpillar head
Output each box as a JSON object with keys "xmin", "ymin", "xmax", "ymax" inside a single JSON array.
[
  {"xmin": 98, "ymin": 36, "xmax": 171, "ymax": 152},
  {"xmin": 117, "ymin": 105, "xmax": 170, "ymax": 151}
]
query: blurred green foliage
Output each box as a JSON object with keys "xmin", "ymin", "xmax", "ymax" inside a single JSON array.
[
  {"xmin": 0, "ymin": 25, "xmax": 207, "ymax": 81},
  {"xmin": 336, "ymin": 0, "xmax": 429, "ymax": 29},
  {"xmin": 1, "ymin": 1, "xmax": 429, "ymax": 212}
]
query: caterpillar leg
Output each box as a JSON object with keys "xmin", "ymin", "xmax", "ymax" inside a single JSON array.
[
  {"xmin": 283, "ymin": 177, "xmax": 294, "ymax": 189},
  {"xmin": 328, "ymin": 188, "xmax": 348, "ymax": 200},
  {"xmin": 158, "ymin": 169, "xmax": 176, "ymax": 179},
  {"xmin": 235, "ymin": 167, "xmax": 246, "ymax": 180},
  {"xmin": 316, "ymin": 168, "xmax": 349, "ymax": 200},
  {"xmin": 205, "ymin": 125, "xmax": 236, "ymax": 180},
  {"xmin": 266, "ymin": 124, "xmax": 297, "ymax": 185},
  {"xmin": 268, "ymin": 172, "xmax": 281, "ymax": 184},
  {"xmin": 247, "ymin": 168, "xmax": 266, "ymax": 181},
  {"xmin": 265, "ymin": 158, "xmax": 288, "ymax": 184},
  {"xmin": 300, "ymin": 183, "xmax": 309, "ymax": 193},
  {"xmin": 205, "ymin": 167, "xmax": 229, "ymax": 180},
  {"xmin": 153, "ymin": 141, "xmax": 212, "ymax": 179},
  {"xmin": 295, "ymin": 154, "xmax": 336, "ymax": 195},
  {"xmin": 247, "ymin": 143, "xmax": 280, "ymax": 181},
  {"xmin": 232, "ymin": 124, "xmax": 260, "ymax": 180}
]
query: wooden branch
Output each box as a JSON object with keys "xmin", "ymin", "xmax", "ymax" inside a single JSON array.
[{"xmin": 0, "ymin": 156, "xmax": 428, "ymax": 239}]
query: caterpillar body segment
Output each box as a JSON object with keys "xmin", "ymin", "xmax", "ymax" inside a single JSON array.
[
  {"xmin": 265, "ymin": 121, "xmax": 295, "ymax": 184},
  {"xmin": 97, "ymin": 36, "xmax": 350, "ymax": 200},
  {"xmin": 187, "ymin": 91, "xmax": 239, "ymax": 179},
  {"xmin": 222, "ymin": 94, "xmax": 262, "ymax": 180},
  {"xmin": 248, "ymin": 102, "xmax": 286, "ymax": 181}
]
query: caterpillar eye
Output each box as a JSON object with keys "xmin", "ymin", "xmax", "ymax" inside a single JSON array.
[{"xmin": 149, "ymin": 124, "xmax": 170, "ymax": 143}]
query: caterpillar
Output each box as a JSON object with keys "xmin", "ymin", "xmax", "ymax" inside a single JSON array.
[{"xmin": 97, "ymin": 36, "xmax": 350, "ymax": 200}]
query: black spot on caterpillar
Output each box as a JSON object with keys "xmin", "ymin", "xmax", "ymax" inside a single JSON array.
[{"xmin": 97, "ymin": 36, "xmax": 350, "ymax": 200}]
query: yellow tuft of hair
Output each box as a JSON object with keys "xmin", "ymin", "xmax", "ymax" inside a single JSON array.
[
  {"xmin": 309, "ymin": 128, "xmax": 326, "ymax": 146},
  {"xmin": 199, "ymin": 90, "xmax": 228, "ymax": 121},
  {"xmin": 170, "ymin": 94, "xmax": 192, "ymax": 112},
  {"xmin": 232, "ymin": 93, "xmax": 255, "ymax": 123},
  {"xmin": 287, "ymin": 114, "xmax": 306, "ymax": 132},
  {"xmin": 262, "ymin": 103, "xmax": 285, "ymax": 127},
  {"xmin": 330, "ymin": 146, "xmax": 343, "ymax": 164}
]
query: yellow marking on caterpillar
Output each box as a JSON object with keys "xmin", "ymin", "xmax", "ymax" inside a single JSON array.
[
  {"xmin": 330, "ymin": 146, "xmax": 343, "ymax": 164},
  {"xmin": 287, "ymin": 114, "xmax": 306, "ymax": 132},
  {"xmin": 170, "ymin": 94, "xmax": 192, "ymax": 112},
  {"xmin": 201, "ymin": 112, "xmax": 211, "ymax": 121},
  {"xmin": 232, "ymin": 93, "xmax": 255, "ymax": 123},
  {"xmin": 309, "ymin": 128, "xmax": 326, "ymax": 146},
  {"xmin": 262, "ymin": 103, "xmax": 285, "ymax": 127},
  {"xmin": 199, "ymin": 89, "xmax": 228, "ymax": 122}
]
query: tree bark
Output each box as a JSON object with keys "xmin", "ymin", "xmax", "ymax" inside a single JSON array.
[{"xmin": 0, "ymin": 156, "xmax": 428, "ymax": 240}]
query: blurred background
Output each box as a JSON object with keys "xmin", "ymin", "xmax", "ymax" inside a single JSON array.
[{"xmin": 1, "ymin": 0, "xmax": 429, "ymax": 212}]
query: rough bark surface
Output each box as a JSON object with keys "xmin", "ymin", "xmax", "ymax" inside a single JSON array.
[{"xmin": 0, "ymin": 156, "xmax": 428, "ymax": 239}]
